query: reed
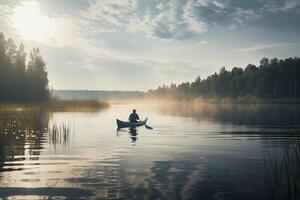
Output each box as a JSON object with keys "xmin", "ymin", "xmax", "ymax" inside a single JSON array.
[
  {"xmin": 0, "ymin": 102, "xmax": 40, "ymax": 111},
  {"xmin": 48, "ymin": 122, "xmax": 71, "ymax": 147},
  {"xmin": 45, "ymin": 99, "xmax": 109, "ymax": 111},
  {"xmin": 0, "ymin": 100, "xmax": 109, "ymax": 112},
  {"xmin": 264, "ymin": 135, "xmax": 300, "ymax": 200}
]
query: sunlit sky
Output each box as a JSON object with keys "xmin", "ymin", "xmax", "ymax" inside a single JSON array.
[{"xmin": 0, "ymin": 0, "xmax": 299, "ymax": 91}]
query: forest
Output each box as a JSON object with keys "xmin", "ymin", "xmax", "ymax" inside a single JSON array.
[
  {"xmin": 148, "ymin": 57, "xmax": 300, "ymax": 100},
  {"xmin": 0, "ymin": 32, "xmax": 49, "ymax": 102}
]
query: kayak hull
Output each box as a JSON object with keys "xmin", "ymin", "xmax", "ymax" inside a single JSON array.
[{"xmin": 116, "ymin": 118, "xmax": 148, "ymax": 129}]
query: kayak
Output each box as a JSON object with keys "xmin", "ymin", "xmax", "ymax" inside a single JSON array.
[{"xmin": 116, "ymin": 118, "xmax": 148, "ymax": 129}]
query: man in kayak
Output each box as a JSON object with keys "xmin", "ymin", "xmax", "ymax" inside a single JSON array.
[{"xmin": 129, "ymin": 109, "xmax": 140, "ymax": 123}]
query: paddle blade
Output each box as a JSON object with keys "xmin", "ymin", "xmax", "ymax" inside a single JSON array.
[{"xmin": 145, "ymin": 124, "xmax": 153, "ymax": 129}]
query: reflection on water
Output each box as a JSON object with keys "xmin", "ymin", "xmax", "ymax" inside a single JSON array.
[
  {"xmin": 0, "ymin": 111, "xmax": 49, "ymax": 173},
  {"xmin": 117, "ymin": 127, "xmax": 140, "ymax": 145},
  {"xmin": 129, "ymin": 127, "xmax": 138, "ymax": 144},
  {"xmin": 116, "ymin": 127, "xmax": 139, "ymax": 145},
  {"xmin": 0, "ymin": 103, "xmax": 299, "ymax": 199},
  {"xmin": 157, "ymin": 103, "xmax": 300, "ymax": 127}
]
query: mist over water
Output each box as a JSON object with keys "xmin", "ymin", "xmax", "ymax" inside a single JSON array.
[{"xmin": 0, "ymin": 103, "xmax": 299, "ymax": 199}]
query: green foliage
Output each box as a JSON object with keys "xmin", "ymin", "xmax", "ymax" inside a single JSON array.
[
  {"xmin": 0, "ymin": 32, "xmax": 49, "ymax": 102},
  {"xmin": 149, "ymin": 57, "xmax": 300, "ymax": 100}
]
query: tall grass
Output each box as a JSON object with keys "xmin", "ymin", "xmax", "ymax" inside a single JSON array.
[
  {"xmin": 264, "ymin": 135, "xmax": 300, "ymax": 200},
  {"xmin": 0, "ymin": 100, "xmax": 109, "ymax": 112},
  {"xmin": 48, "ymin": 122, "xmax": 71, "ymax": 147},
  {"xmin": 0, "ymin": 102, "xmax": 40, "ymax": 111},
  {"xmin": 46, "ymin": 99, "xmax": 109, "ymax": 111}
]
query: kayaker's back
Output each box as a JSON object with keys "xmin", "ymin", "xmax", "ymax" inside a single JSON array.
[{"xmin": 129, "ymin": 110, "xmax": 139, "ymax": 123}]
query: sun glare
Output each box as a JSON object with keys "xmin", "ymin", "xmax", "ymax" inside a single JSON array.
[{"xmin": 10, "ymin": 1, "xmax": 56, "ymax": 43}]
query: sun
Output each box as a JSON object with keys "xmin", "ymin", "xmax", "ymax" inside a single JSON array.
[{"xmin": 10, "ymin": 1, "xmax": 56, "ymax": 43}]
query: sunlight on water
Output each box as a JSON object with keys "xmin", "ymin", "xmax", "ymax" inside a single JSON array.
[{"xmin": 0, "ymin": 103, "xmax": 300, "ymax": 199}]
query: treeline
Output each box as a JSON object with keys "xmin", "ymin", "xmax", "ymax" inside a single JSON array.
[
  {"xmin": 0, "ymin": 32, "xmax": 49, "ymax": 102},
  {"xmin": 148, "ymin": 57, "xmax": 300, "ymax": 99}
]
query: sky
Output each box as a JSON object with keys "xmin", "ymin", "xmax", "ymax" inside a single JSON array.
[{"xmin": 0, "ymin": 0, "xmax": 299, "ymax": 91}]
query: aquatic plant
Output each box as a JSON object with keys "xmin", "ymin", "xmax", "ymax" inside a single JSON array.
[
  {"xmin": 264, "ymin": 134, "xmax": 300, "ymax": 200},
  {"xmin": 0, "ymin": 100, "xmax": 109, "ymax": 112},
  {"xmin": 48, "ymin": 122, "xmax": 71, "ymax": 147},
  {"xmin": 45, "ymin": 100, "xmax": 109, "ymax": 112}
]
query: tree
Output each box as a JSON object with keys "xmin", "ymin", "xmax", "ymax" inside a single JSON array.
[
  {"xmin": 260, "ymin": 57, "xmax": 269, "ymax": 68},
  {"xmin": 0, "ymin": 32, "xmax": 49, "ymax": 102},
  {"xmin": 0, "ymin": 33, "xmax": 7, "ymax": 101},
  {"xmin": 27, "ymin": 48, "xmax": 49, "ymax": 101},
  {"xmin": 149, "ymin": 57, "xmax": 300, "ymax": 100}
]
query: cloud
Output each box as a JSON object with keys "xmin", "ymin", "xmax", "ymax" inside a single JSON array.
[
  {"xmin": 3, "ymin": 0, "xmax": 298, "ymax": 42},
  {"xmin": 0, "ymin": 4, "xmax": 11, "ymax": 17},
  {"xmin": 81, "ymin": 0, "xmax": 137, "ymax": 31},
  {"xmin": 283, "ymin": 0, "xmax": 300, "ymax": 10},
  {"xmin": 0, "ymin": 2, "xmax": 127, "ymax": 71},
  {"xmin": 237, "ymin": 43, "xmax": 294, "ymax": 52},
  {"xmin": 2, "ymin": 0, "xmax": 300, "ymax": 41},
  {"xmin": 264, "ymin": 0, "xmax": 300, "ymax": 12},
  {"xmin": 0, "ymin": 4, "xmax": 14, "ymax": 34},
  {"xmin": 183, "ymin": 0, "xmax": 208, "ymax": 34},
  {"xmin": 198, "ymin": 40, "xmax": 207, "ymax": 45},
  {"xmin": 81, "ymin": 0, "xmax": 209, "ymax": 39}
]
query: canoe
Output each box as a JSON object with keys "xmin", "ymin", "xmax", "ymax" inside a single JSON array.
[{"xmin": 116, "ymin": 118, "xmax": 148, "ymax": 129}]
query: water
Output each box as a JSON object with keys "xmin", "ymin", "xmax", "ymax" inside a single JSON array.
[{"xmin": 0, "ymin": 103, "xmax": 300, "ymax": 200}]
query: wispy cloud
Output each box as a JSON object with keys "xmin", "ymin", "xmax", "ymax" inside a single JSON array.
[
  {"xmin": 283, "ymin": 0, "xmax": 300, "ymax": 10},
  {"xmin": 264, "ymin": 0, "xmax": 300, "ymax": 12},
  {"xmin": 81, "ymin": 0, "xmax": 209, "ymax": 39},
  {"xmin": 198, "ymin": 40, "xmax": 207, "ymax": 45},
  {"xmin": 237, "ymin": 43, "xmax": 294, "ymax": 52},
  {"xmin": 2, "ymin": 0, "xmax": 299, "ymax": 43},
  {"xmin": 183, "ymin": 0, "xmax": 208, "ymax": 34}
]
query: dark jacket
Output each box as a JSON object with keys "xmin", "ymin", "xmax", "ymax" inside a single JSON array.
[{"xmin": 129, "ymin": 113, "xmax": 139, "ymax": 123}]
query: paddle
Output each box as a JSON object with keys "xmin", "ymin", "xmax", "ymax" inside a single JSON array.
[{"xmin": 145, "ymin": 124, "xmax": 153, "ymax": 129}]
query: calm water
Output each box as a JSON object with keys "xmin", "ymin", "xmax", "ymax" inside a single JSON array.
[{"xmin": 0, "ymin": 103, "xmax": 300, "ymax": 200}]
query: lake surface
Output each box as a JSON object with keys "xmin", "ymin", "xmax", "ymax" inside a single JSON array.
[{"xmin": 0, "ymin": 103, "xmax": 300, "ymax": 200}]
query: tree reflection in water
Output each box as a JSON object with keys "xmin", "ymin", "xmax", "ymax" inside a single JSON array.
[
  {"xmin": 156, "ymin": 103, "xmax": 300, "ymax": 127},
  {"xmin": 0, "ymin": 110, "xmax": 73, "ymax": 172},
  {"xmin": 0, "ymin": 110, "xmax": 49, "ymax": 172}
]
